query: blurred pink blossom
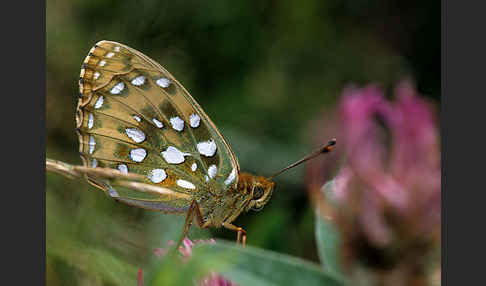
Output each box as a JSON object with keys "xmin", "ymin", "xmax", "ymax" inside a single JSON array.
[
  {"xmin": 335, "ymin": 81, "xmax": 441, "ymax": 240},
  {"xmin": 141, "ymin": 238, "xmax": 236, "ymax": 286},
  {"xmin": 307, "ymin": 80, "xmax": 441, "ymax": 285},
  {"xmin": 137, "ymin": 268, "xmax": 143, "ymax": 286},
  {"xmin": 199, "ymin": 271, "xmax": 238, "ymax": 286}
]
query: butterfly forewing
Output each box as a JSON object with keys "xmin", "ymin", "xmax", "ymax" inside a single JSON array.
[{"xmin": 76, "ymin": 41, "xmax": 240, "ymax": 212}]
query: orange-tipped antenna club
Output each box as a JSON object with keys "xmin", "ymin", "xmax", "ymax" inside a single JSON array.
[{"xmin": 268, "ymin": 138, "xmax": 336, "ymax": 180}]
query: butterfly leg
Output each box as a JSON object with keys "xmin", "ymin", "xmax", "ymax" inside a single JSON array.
[
  {"xmin": 175, "ymin": 200, "xmax": 206, "ymax": 249},
  {"xmin": 222, "ymin": 223, "xmax": 247, "ymax": 247}
]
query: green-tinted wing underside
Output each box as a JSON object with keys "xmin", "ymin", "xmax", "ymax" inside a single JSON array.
[{"xmin": 76, "ymin": 40, "xmax": 240, "ymax": 213}]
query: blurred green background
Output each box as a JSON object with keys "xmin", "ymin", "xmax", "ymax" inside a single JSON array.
[{"xmin": 46, "ymin": 0, "xmax": 439, "ymax": 285}]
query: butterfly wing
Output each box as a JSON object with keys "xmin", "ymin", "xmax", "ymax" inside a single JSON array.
[{"xmin": 76, "ymin": 40, "xmax": 240, "ymax": 213}]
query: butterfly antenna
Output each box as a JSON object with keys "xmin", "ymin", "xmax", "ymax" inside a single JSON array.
[{"xmin": 267, "ymin": 138, "xmax": 336, "ymax": 180}]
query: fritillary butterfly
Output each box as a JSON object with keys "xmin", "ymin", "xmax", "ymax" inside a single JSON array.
[{"xmin": 76, "ymin": 40, "xmax": 335, "ymax": 245}]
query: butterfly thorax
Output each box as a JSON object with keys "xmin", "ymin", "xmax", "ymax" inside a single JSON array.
[{"xmin": 205, "ymin": 172, "xmax": 275, "ymax": 227}]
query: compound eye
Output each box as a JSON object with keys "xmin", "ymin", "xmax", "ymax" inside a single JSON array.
[
  {"xmin": 251, "ymin": 204, "xmax": 264, "ymax": 212},
  {"xmin": 253, "ymin": 186, "xmax": 264, "ymax": 200}
]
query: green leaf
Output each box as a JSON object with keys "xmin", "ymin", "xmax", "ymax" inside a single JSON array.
[
  {"xmin": 315, "ymin": 211, "xmax": 342, "ymax": 275},
  {"xmin": 315, "ymin": 180, "xmax": 344, "ymax": 276},
  {"xmin": 190, "ymin": 241, "xmax": 346, "ymax": 286}
]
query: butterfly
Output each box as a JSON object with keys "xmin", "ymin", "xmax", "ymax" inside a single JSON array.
[{"xmin": 76, "ymin": 40, "xmax": 335, "ymax": 246}]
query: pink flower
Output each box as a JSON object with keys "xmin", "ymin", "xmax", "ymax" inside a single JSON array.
[
  {"xmin": 141, "ymin": 238, "xmax": 236, "ymax": 286},
  {"xmin": 199, "ymin": 272, "xmax": 238, "ymax": 286},
  {"xmin": 137, "ymin": 268, "xmax": 143, "ymax": 286},
  {"xmin": 307, "ymin": 80, "xmax": 441, "ymax": 285}
]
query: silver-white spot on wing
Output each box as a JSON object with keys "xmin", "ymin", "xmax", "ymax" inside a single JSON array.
[
  {"xmin": 189, "ymin": 113, "xmax": 201, "ymax": 128},
  {"xmin": 148, "ymin": 169, "xmax": 167, "ymax": 183},
  {"xmin": 177, "ymin": 179, "xmax": 196, "ymax": 190},
  {"xmin": 152, "ymin": 118, "xmax": 163, "ymax": 128},
  {"xmin": 133, "ymin": 115, "xmax": 142, "ymax": 122},
  {"xmin": 88, "ymin": 113, "xmax": 94, "ymax": 129},
  {"xmin": 90, "ymin": 158, "xmax": 98, "ymax": 168},
  {"xmin": 94, "ymin": 96, "xmax": 104, "ymax": 109},
  {"xmin": 197, "ymin": 139, "xmax": 217, "ymax": 157},
  {"xmin": 110, "ymin": 82, "xmax": 125, "ymax": 94},
  {"xmin": 107, "ymin": 185, "xmax": 119, "ymax": 198},
  {"xmin": 125, "ymin": 128, "xmax": 146, "ymax": 143},
  {"xmin": 106, "ymin": 52, "xmax": 115, "ymax": 58},
  {"xmin": 170, "ymin": 116, "xmax": 184, "ymax": 131},
  {"xmin": 191, "ymin": 163, "xmax": 197, "ymax": 172},
  {"xmin": 130, "ymin": 148, "xmax": 147, "ymax": 162},
  {"xmin": 156, "ymin": 77, "xmax": 170, "ymax": 88},
  {"xmin": 224, "ymin": 168, "xmax": 237, "ymax": 186},
  {"xmin": 161, "ymin": 146, "xmax": 191, "ymax": 164},
  {"xmin": 89, "ymin": 136, "xmax": 96, "ymax": 154},
  {"xmin": 99, "ymin": 60, "xmax": 106, "ymax": 67},
  {"xmin": 118, "ymin": 164, "xmax": 128, "ymax": 174},
  {"xmin": 93, "ymin": 72, "xmax": 100, "ymax": 80},
  {"xmin": 131, "ymin": 75, "xmax": 146, "ymax": 86},
  {"xmin": 208, "ymin": 165, "xmax": 217, "ymax": 179},
  {"xmin": 114, "ymin": 46, "xmax": 120, "ymax": 52}
]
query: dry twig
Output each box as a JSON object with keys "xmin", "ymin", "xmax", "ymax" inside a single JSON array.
[{"xmin": 45, "ymin": 158, "xmax": 174, "ymax": 195}]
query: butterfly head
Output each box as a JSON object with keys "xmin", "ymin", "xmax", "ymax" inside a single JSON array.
[
  {"xmin": 237, "ymin": 139, "xmax": 337, "ymax": 213},
  {"xmin": 238, "ymin": 174, "xmax": 275, "ymax": 212}
]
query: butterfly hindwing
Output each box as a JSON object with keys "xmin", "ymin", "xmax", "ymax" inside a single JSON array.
[{"xmin": 76, "ymin": 41, "xmax": 239, "ymax": 211}]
